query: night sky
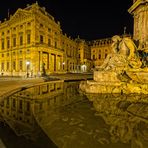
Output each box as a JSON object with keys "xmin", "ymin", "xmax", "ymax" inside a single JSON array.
[{"xmin": 1, "ymin": 0, "xmax": 133, "ymax": 40}]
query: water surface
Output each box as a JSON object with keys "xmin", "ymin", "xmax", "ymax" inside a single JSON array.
[{"xmin": 0, "ymin": 81, "xmax": 148, "ymax": 148}]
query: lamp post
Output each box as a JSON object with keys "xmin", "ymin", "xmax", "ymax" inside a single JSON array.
[
  {"xmin": 26, "ymin": 61, "xmax": 30, "ymax": 78},
  {"xmin": 62, "ymin": 62, "xmax": 65, "ymax": 71}
]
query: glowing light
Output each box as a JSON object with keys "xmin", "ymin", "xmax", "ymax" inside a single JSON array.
[{"xmin": 26, "ymin": 61, "xmax": 30, "ymax": 65}]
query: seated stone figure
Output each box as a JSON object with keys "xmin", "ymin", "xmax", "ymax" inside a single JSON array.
[{"xmin": 96, "ymin": 35, "xmax": 142, "ymax": 71}]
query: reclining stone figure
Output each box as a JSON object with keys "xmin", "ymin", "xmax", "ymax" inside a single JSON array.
[{"xmin": 96, "ymin": 35, "xmax": 142, "ymax": 71}]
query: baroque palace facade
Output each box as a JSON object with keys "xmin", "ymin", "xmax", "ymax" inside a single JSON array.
[
  {"xmin": 0, "ymin": 1, "xmax": 147, "ymax": 77},
  {"xmin": 0, "ymin": 2, "xmax": 92, "ymax": 77}
]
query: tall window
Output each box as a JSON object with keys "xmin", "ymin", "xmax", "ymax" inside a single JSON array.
[
  {"xmin": 1, "ymin": 62, "xmax": 4, "ymax": 70},
  {"xmin": 7, "ymin": 39, "xmax": 10, "ymax": 48},
  {"xmin": 20, "ymin": 50, "xmax": 22, "ymax": 55},
  {"xmin": 2, "ymin": 39, "xmax": 4, "ymax": 49},
  {"xmin": 27, "ymin": 34, "xmax": 31, "ymax": 44},
  {"xmin": 105, "ymin": 54, "xmax": 107, "ymax": 58},
  {"xmin": 13, "ymin": 37, "xmax": 16, "ymax": 47},
  {"xmin": 48, "ymin": 38, "xmax": 51, "ymax": 46},
  {"xmin": 55, "ymin": 41, "xmax": 57, "ymax": 48},
  {"xmin": 93, "ymin": 55, "xmax": 95, "ymax": 60},
  {"xmin": 99, "ymin": 54, "xmax": 101, "ymax": 59},
  {"xmin": 13, "ymin": 61, "xmax": 16, "ymax": 70},
  {"xmin": 48, "ymin": 28, "xmax": 51, "ymax": 32},
  {"xmin": 20, "ymin": 36, "xmax": 23, "ymax": 45},
  {"xmin": 19, "ymin": 60, "xmax": 23, "ymax": 70},
  {"xmin": 19, "ymin": 100, "xmax": 23, "ymax": 111},
  {"xmin": 7, "ymin": 62, "xmax": 9, "ymax": 70},
  {"xmin": 12, "ymin": 99, "xmax": 16, "ymax": 108},
  {"xmin": 40, "ymin": 24, "xmax": 43, "ymax": 28},
  {"xmin": 40, "ymin": 35, "xmax": 44, "ymax": 43},
  {"xmin": 26, "ymin": 102, "xmax": 30, "ymax": 112}
]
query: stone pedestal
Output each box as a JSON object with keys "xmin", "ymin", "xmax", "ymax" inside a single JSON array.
[{"xmin": 94, "ymin": 71, "xmax": 120, "ymax": 82}]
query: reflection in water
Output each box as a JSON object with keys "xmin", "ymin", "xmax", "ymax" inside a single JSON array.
[
  {"xmin": 86, "ymin": 93, "xmax": 148, "ymax": 148},
  {"xmin": 0, "ymin": 81, "xmax": 148, "ymax": 148}
]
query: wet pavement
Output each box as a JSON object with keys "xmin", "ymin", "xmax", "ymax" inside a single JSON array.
[{"xmin": 0, "ymin": 73, "xmax": 93, "ymax": 99}]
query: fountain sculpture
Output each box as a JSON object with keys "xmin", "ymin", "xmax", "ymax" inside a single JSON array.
[{"xmin": 80, "ymin": 35, "xmax": 148, "ymax": 94}]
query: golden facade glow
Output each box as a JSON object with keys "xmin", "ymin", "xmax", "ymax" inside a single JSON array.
[
  {"xmin": 1, "ymin": 1, "xmax": 146, "ymax": 77},
  {"xmin": 90, "ymin": 38, "xmax": 112, "ymax": 67},
  {"xmin": 0, "ymin": 3, "xmax": 64, "ymax": 77},
  {"xmin": 128, "ymin": 0, "xmax": 148, "ymax": 50}
]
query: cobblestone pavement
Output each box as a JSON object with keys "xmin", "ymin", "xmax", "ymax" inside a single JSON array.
[{"xmin": 0, "ymin": 73, "xmax": 93, "ymax": 98}]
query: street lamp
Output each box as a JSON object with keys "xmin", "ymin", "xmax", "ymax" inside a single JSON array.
[
  {"xmin": 26, "ymin": 61, "xmax": 30, "ymax": 78},
  {"xmin": 62, "ymin": 62, "xmax": 65, "ymax": 71}
]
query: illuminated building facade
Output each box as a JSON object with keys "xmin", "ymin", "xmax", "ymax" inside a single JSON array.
[
  {"xmin": 61, "ymin": 34, "xmax": 78, "ymax": 73},
  {"xmin": 128, "ymin": 0, "xmax": 148, "ymax": 49},
  {"xmin": 76, "ymin": 38, "xmax": 92, "ymax": 72},
  {"xmin": 0, "ymin": 2, "xmax": 64, "ymax": 77},
  {"xmin": 90, "ymin": 38, "xmax": 112, "ymax": 67},
  {"xmin": 0, "ymin": 2, "xmax": 93, "ymax": 76},
  {"xmin": 0, "ymin": 1, "xmax": 143, "ymax": 77}
]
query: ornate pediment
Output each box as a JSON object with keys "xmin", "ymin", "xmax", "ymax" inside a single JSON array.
[{"xmin": 9, "ymin": 8, "xmax": 32, "ymax": 24}]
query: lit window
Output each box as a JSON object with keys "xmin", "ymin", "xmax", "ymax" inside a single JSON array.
[
  {"xmin": 27, "ymin": 34, "xmax": 31, "ymax": 44},
  {"xmin": 7, "ymin": 39, "xmax": 10, "ymax": 48},
  {"xmin": 20, "ymin": 50, "xmax": 22, "ymax": 54},
  {"xmin": 2, "ymin": 39, "xmax": 4, "ymax": 49},
  {"xmin": 55, "ymin": 41, "xmax": 57, "ymax": 48},
  {"xmin": 20, "ymin": 25, "xmax": 23, "ymax": 29},
  {"xmin": 13, "ymin": 61, "xmax": 16, "ymax": 70},
  {"xmin": 40, "ymin": 35, "xmax": 44, "ymax": 43},
  {"xmin": 12, "ymin": 99, "xmax": 16, "ymax": 108},
  {"xmin": 26, "ymin": 102, "xmax": 30, "ymax": 112},
  {"xmin": 48, "ymin": 28, "xmax": 51, "ymax": 32},
  {"xmin": 1, "ymin": 63, "xmax": 4, "ymax": 70},
  {"xmin": 13, "ymin": 37, "xmax": 16, "ymax": 47},
  {"xmin": 105, "ymin": 54, "xmax": 107, "ymax": 58},
  {"xmin": 7, "ymin": 62, "xmax": 9, "ymax": 70},
  {"xmin": 40, "ymin": 24, "xmax": 43, "ymax": 28},
  {"xmin": 48, "ymin": 38, "xmax": 51, "ymax": 46},
  {"xmin": 19, "ymin": 60, "xmax": 23, "ymax": 70},
  {"xmin": 27, "ymin": 22, "xmax": 31, "ymax": 26},
  {"xmin": 27, "ymin": 49, "xmax": 30, "ymax": 54},
  {"xmin": 20, "ymin": 36, "xmax": 23, "ymax": 45},
  {"xmin": 19, "ymin": 100, "xmax": 22, "ymax": 110},
  {"xmin": 93, "ymin": 55, "xmax": 95, "ymax": 60}
]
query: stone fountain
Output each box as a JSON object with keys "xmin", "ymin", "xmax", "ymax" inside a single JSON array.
[{"xmin": 80, "ymin": 35, "xmax": 148, "ymax": 94}]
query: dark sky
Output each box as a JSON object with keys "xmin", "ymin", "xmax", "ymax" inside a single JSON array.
[{"xmin": 1, "ymin": 0, "xmax": 133, "ymax": 40}]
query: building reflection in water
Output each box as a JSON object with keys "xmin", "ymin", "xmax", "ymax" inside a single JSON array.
[
  {"xmin": 0, "ymin": 81, "xmax": 148, "ymax": 148},
  {"xmin": 86, "ymin": 93, "xmax": 148, "ymax": 148}
]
